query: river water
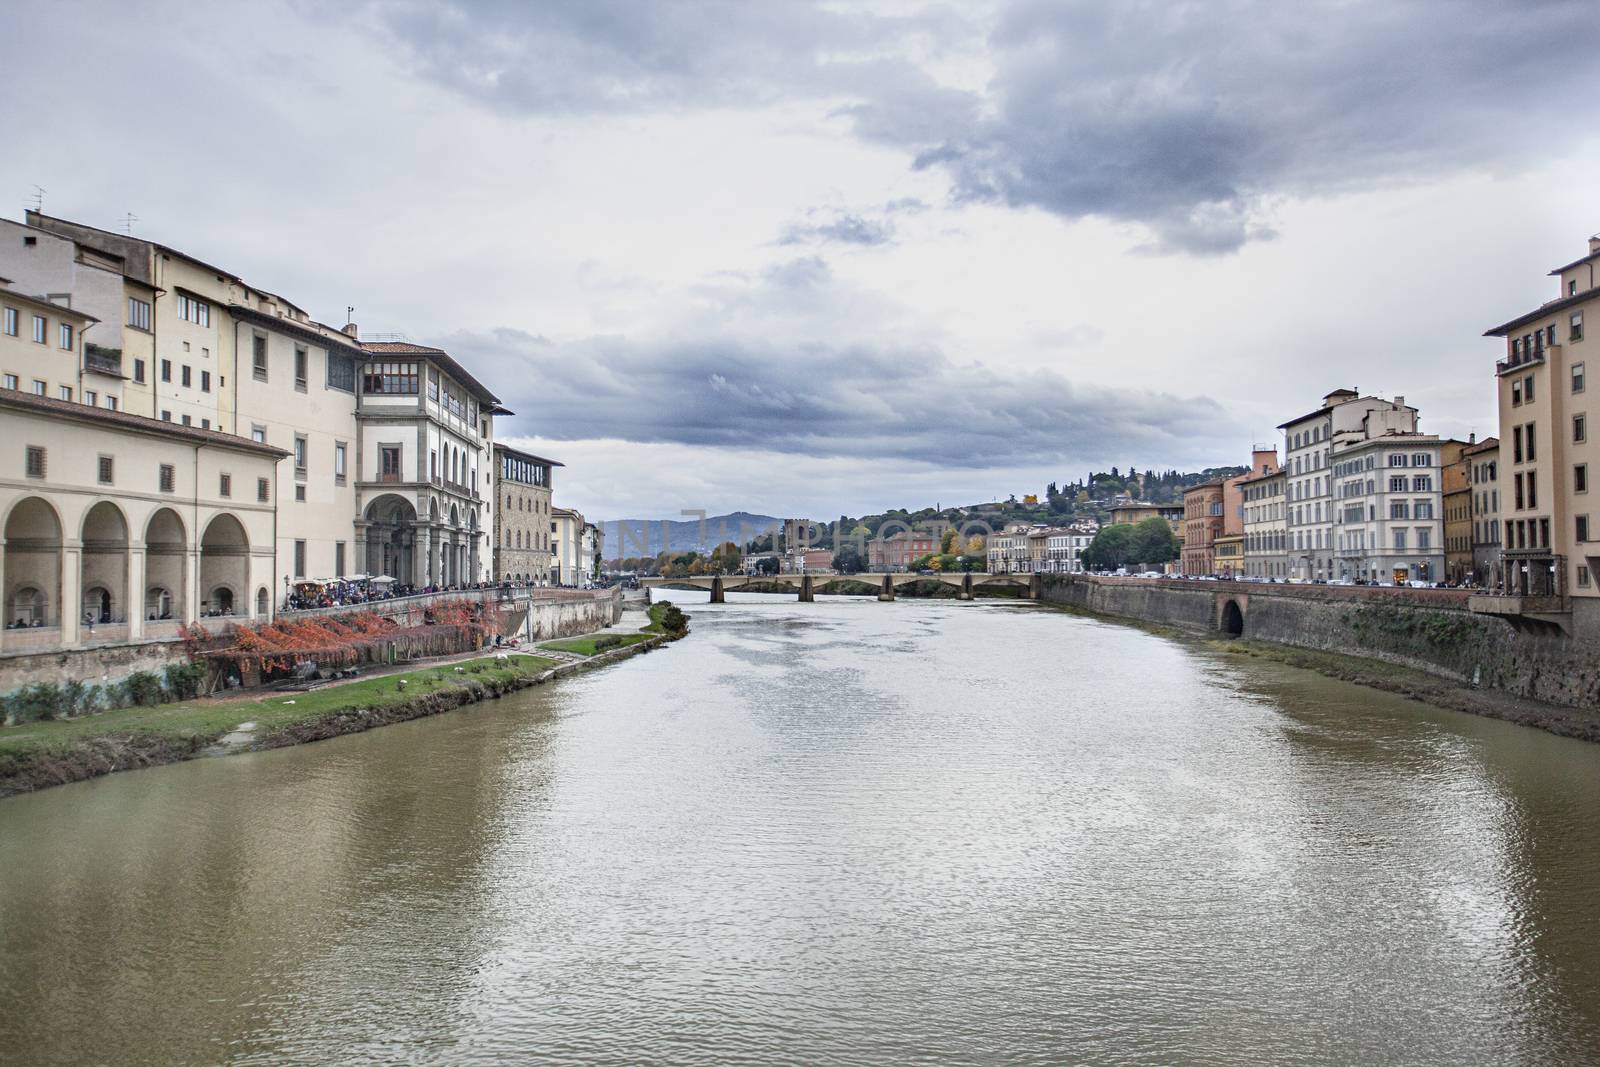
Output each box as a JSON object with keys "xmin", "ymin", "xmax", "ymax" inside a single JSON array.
[{"xmin": 3, "ymin": 595, "xmax": 1600, "ymax": 1066}]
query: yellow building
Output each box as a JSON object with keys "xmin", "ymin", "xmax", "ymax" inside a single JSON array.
[{"xmin": 1212, "ymin": 533, "xmax": 1244, "ymax": 578}]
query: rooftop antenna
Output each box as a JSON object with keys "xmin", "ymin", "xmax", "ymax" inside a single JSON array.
[
  {"xmin": 120, "ymin": 212, "xmax": 138, "ymax": 235},
  {"xmin": 28, "ymin": 185, "xmax": 44, "ymax": 214},
  {"xmin": 346, "ymin": 305, "xmax": 355, "ymax": 326}
]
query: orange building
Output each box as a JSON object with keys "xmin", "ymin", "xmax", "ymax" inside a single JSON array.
[{"xmin": 1182, "ymin": 480, "xmax": 1225, "ymax": 575}]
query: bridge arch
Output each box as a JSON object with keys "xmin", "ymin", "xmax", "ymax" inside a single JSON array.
[{"xmin": 1220, "ymin": 598, "xmax": 1245, "ymax": 638}]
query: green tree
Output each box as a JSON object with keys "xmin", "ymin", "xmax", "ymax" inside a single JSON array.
[
  {"xmin": 709, "ymin": 540, "xmax": 743, "ymax": 574},
  {"xmin": 1128, "ymin": 516, "xmax": 1181, "ymax": 567},
  {"xmin": 834, "ymin": 544, "xmax": 865, "ymax": 573},
  {"xmin": 1082, "ymin": 524, "xmax": 1134, "ymax": 571},
  {"xmin": 939, "ymin": 527, "xmax": 960, "ymax": 554}
]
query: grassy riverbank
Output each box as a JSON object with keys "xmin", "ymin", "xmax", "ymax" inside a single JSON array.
[
  {"xmin": 1040, "ymin": 598, "xmax": 1600, "ymax": 743},
  {"xmin": 540, "ymin": 633, "xmax": 652, "ymax": 656}
]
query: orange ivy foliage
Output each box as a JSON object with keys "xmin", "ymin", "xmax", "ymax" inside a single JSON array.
[{"xmin": 203, "ymin": 611, "xmax": 401, "ymax": 672}]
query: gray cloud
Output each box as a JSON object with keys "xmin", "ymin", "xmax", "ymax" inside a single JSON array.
[
  {"xmin": 360, "ymin": 0, "xmax": 1600, "ymax": 254},
  {"xmin": 777, "ymin": 199, "xmax": 928, "ymax": 247},
  {"xmin": 445, "ymin": 327, "xmax": 1228, "ymax": 469}
]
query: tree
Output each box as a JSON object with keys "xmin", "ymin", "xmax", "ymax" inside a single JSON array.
[
  {"xmin": 709, "ymin": 540, "xmax": 742, "ymax": 574},
  {"xmin": 687, "ymin": 557, "xmax": 705, "ymax": 576},
  {"xmin": 834, "ymin": 544, "xmax": 865, "ymax": 573},
  {"xmin": 1128, "ymin": 516, "xmax": 1181, "ymax": 567},
  {"xmin": 965, "ymin": 535, "xmax": 985, "ymax": 555},
  {"xmin": 940, "ymin": 527, "xmax": 960, "ymax": 554},
  {"xmin": 1082, "ymin": 524, "xmax": 1134, "ymax": 571}
]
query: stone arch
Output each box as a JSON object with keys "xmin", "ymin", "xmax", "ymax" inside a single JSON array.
[
  {"xmin": 144, "ymin": 507, "xmax": 186, "ymax": 620},
  {"xmin": 1221, "ymin": 598, "xmax": 1245, "ymax": 638},
  {"xmin": 200, "ymin": 513, "xmax": 249, "ymax": 616},
  {"xmin": 4, "ymin": 496, "xmax": 63, "ymax": 628},
  {"xmin": 81, "ymin": 500, "xmax": 129, "ymax": 625},
  {"xmin": 364, "ymin": 493, "xmax": 417, "ymax": 580}
]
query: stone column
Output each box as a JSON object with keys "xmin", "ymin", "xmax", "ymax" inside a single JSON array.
[
  {"xmin": 61, "ymin": 541, "xmax": 82, "ymax": 645},
  {"xmin": 710, "ymin": 575, "xmax": 724, "ymax": 603},
  {"xmin": 184, "ymin": 546, "xmax": 201, "ymax": 624},
  {"xmin": 128, "ymin": 544, "xmax": 147, "ymax": 641},
  {"xmin": 799, "ymin": 575, "xmax": 814, "ymax": 602},
  {"xmin": 414, "ymin": 526, "xmax": 431, "ymax": 588}
]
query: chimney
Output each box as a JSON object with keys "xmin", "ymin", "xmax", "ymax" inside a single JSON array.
[
  {"xmin": 1589, "ymin": 234, "xmax": 1600, "ymax": 254},
  {"xmin": 1469, "ymin": 431, "xmax": 1476, "ymax": 445},
  {"xmin": 1394, "ymin": 395, "xmax": 1405, "ymax": 409},
  {"xmin": 342, "ymin": 322, "xmax": 359, "ymax": 339}
]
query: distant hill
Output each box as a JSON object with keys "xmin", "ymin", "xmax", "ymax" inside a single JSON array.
[{"xmin": 599, "ymin": 511, "xmax": 787, "ymax": 555}]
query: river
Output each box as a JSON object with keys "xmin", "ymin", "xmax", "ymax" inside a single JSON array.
[{"xmin": 2, "ymin": 595, "xmax": 1599, "ymax": 1066}]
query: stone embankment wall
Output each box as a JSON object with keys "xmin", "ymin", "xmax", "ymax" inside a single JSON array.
[
  {"xmin": 1040, "ymin": 574, "xmax": 1600, "ymax": 710},
  {"xmin": 0, "ymin": 639, "xmax": 188, "ymax": 696}
]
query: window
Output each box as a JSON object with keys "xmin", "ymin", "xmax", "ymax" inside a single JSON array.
[
  {"xmin": 1574, "ymin": 313, "xmax": 1585, "ymax": 343},
  {"xmin": 293, "ymin": 434, "xmax": 307, "ymax": 471},
  {"xmin": 1581, "ymin": 565, "xmax": 1592, "ymax": 588},
  {"xmin": 294, "ymin": 345, "xmax": 308, "ymax": 389},
  {"xmin": 1414, "ymin": 501, "xmax": 1433, "ymax": 520},
  {"xmin": 1578, "ymin": 465, "xmax": 1589, "ymax": 493},
  {"xmin": 381, "ymin": 445, "xmax": 402, "ymax": 479},
  {"xmin": 1412, "ymin": 453, "xmax": 1429, "ymax": 467},
  {"xmin": 295, "ymin": 485, "xmax": 306, "ymax": 502},
  {"xmin": 1529, "ymin": 471, "xmax": 1538, "ymax": 509},
  {"xmin": 1412, "ymin": 475, "xmax": 1432, "ymax": 492},
  {"xmin": 2, "ymin": 374, "xmax": 15, "ymax": 390},
  {"xmin": 253, "ymin": 334, "xmax": 268, "ymax": 381},
  {"xmin": 294, "ymin": 540, "xmax": 306, "ymax": 579},
  {"xmin": 32, "ymin": 315, "xmax": 46, "ymax": 343},
  {"xmin": 201, "ymin": 419, "xmax": 209, "ymax": 430},
  {"xmin": 1572, "ymin": 280, "xmax": 1581, "ymax": 298},
  {"xmin": 176, "ymin": 293, "xmax": 210, "ymax": 326},
  {"xmin": 25, "ymin": 446, "xmax": 45, "ymax": 478},
  {"xmin": 128, "ymin": 296, "xmax": 151, "ymax": 331},
  {"xmin": 1393, "ymin": 528, "xmax": 1407, "ymax": 551},
  {"xmin": 59, "ymin": 323, "xmax": 73, "ymax": 350},
  {"xmin": 251, "ymin": 424, "xmax": 266, "ymax": 444},
  {"xmin": 31, "ymin": 379, "xmax": 45, "ymax": 396},
  {"xmin": 181, "ymin": 414, "xmax": 191, "ymax": 426},
  {"xmin": 105, "ymin": 395, "xmax": 118, "ymax": 410},
  {"xmin": 362, "ymin": 361, "xmax": 419, "ymax": 394},
  {"xmin": 1390, "ymin": 501, "xmax": 1409, "ymax": 519},
  {"xmin": 133, "ymin": 358, "xmax": 146, "ymax": 383},
  {"xmin": 1579, "ymin": 515, "xmax": 1591, "ymax": 543},
  {"xmin": 335, "ymin": 542, "xmax": 346, "ymax": 577},
  {"xmin": 1526, "ymin": 423, "xmax": 1537, "ymax": 462},
  {"xmin": 427, "ymin": 367, "xmax": 439, "ymax": 401},
  {"xmin": 159, "ymin": 464, "xmax": 175, "ymax": 493},
  {"xmin": 1575, "ymin": 363, "xmax": 1587, "ymax": 394},
  {"xmin": 1576, "ymin": 415, "xmax": 1588, "ymax": 443},
  {"xmin": 257, "ymin": 477, "xmax": 270, "ymax": 502},
  {"xmin": 160, "ymin": 409, "xmax": 171, "ymax": 421},
  {"xmin": 334, "ymin": 442, "xmax": 347, "ymax": 481},
  {"xmin": 1525, "ymin": 375, "xmax": 1535, "ymax": 402},
  {"xmin": 1389, "ymin": 453, "xmax": 1407, "ymax": 467},
  {"xmin": 181, "ymin": 364, "xmax": 192, "ymax": 387},
  {"xmin": 1389, "ymin": 476, "xmax": 1407, "ymax": 492},
  {"xmin": 97, "ymin": 455, "xmax": 113, "ymax": 484},
  {"xmin": 160, "ymin": 359, "xmax": 172, "ymax": 383},
  {"xmin": 58, "ymin": 385, "xmax": 72, "ymax": 402},
  {"xmin": 2, "ymin": 307, "xmax": 15, "ymax": 335},
  {"xmin": 201, "ymin": 370, "xmax": 211, "ymax": 392},
  {"xmin": 1416, "ymin": 528, "xmax": 1431, "ymax": 550},
  {"xmin": 85, "ymin": 389, "xmax": 97, "ymax": 406},
  {"xmin": 327, "ymin": 353, "xmax": 355, "ymax": 392},
  {"xmin": 1512, "ymin": 380, "xmax": 1523, "ymax": 405}
]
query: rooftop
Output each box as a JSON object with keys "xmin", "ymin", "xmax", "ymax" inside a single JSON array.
[{"xmin": 0, "ymin": 389, "xmax": 289, "ymax": 458}]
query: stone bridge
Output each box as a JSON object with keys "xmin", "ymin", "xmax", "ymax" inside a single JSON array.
[{"xmin": 641, "ymin": 572, "xmax": 1042, "ymax": 603}]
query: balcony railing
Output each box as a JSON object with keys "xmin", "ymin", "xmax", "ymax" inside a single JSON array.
[{"xmin": 1497, "ymin": 344, "xmax": 1555, "ymax": 377}]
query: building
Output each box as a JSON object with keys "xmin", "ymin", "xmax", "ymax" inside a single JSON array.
[
  {"xmin": 985, "ymin": 523, "xmax": 1032, "ymax": 573},
  {"xmin": 780, "ymin": 547, "xmax": 834, "ymax": 574},
  {"xmin": 1482, "ymin": 233, "xmax": 1599, "ymax": 606},
  {"xmin": 1043, "ymin": 522, "xmax": 1097, "ymax": 574},
  {"xmin": 1, "ymin": 390, "xmax": 284, "ymax": 653},
  {"xmin": 1443, "ymin": 439, "xmax": 1475, "ymax": 585},
  {"xmin": 0, "ymin": 279, "xmax": 102, "ymax": 407},
  {"xmin": 1108, "ymin": 502, "xmax": 1183, "ymax": 536},
  {"xmin": 1279, "ymin": 389, "xmax": 1419, "ymax": 580},
  {"xmin": 551, "ymin": 506, "xmax": 586, "ymax": 586},
  {"xmin": 870, "ymin": 529, "xmax": 938, "ymax": 571},
  {"xmin": 1212, "ymin": 534, "xmax": 1244, "ymax": 577},
  {"xmin": 1465, "ymin": 436, "xmax": 1501, "ymax": 585},
  {"xmin": 1328, "ymin": 430, "xmax": 1447, "ymax": 584},
  {"xmin": 1181, "ymin": 481, "xmax": 1224, "ymax": 575},
  {"xmin": 4, "ymin": 213, "xmax": 508, "ymax": 594},
  {"xmin": 1239, "ymin": 449, "xmax": 1287, "ymax": 578},
  {"xmin": 493, "ymin": 444, "xmax": 560, "ymax": 583}
]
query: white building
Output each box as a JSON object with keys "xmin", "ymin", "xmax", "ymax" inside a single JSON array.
[
  {"xmin": 1331, "ymin": 434, "xmax": 1446, "ymax": 583},
  {"xmin": 1279, "ymin": 389, "xmax": 1419, "ymax": 580},
  {"xmin": 987, "ymin": 523, "xmax": 1031, "ymax": 573},
  {"xmin": 1043, "ymin": 524, "xmax": 1097, "ymax": 573}
]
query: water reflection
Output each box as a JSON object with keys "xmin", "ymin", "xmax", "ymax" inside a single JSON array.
[{"xmin": 2, "ymin": 595, "xmax": 1598, "ymax": 1065}]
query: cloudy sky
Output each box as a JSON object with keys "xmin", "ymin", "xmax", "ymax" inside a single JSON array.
[{"xmin": 4, "ymin": 0, "xmax": 1598, "ymax": 520}]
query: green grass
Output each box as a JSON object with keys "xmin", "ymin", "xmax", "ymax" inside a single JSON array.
[
  {"xmin": 0, "ymin": 654, "xmax": 557, "ymax": 756},
  {"xmin": 538, "ymin": 633, "xmax": 651, "ymax": 657}
]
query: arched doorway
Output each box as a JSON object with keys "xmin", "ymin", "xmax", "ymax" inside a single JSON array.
[
  {"xmin": 1221, "ymin": 599, "xmax": 1244, "ymax": 638},
  {"xmin": 199, "ymin": 514, "xmax": 249, "ymax": 617},
  {"xmin": 364, "ymin": 495, "xmax": 417, "ymax": 583},
  {"xmin": 81, "ymin": 501, "xmax": 129, "ymax": 625},
  {"xmin": 144, "ymin": 508, "xmax": 186, "ymax": 621},
  {"xmin": 4, "ymin": 497, "xmax": 62, "ymax": 629}
]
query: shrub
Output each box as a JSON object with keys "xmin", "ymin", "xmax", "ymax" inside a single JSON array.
[
  {"xmin": 125, "ymin": 671, "xmax": 166, "ymax": 707},
  {"xmin": 6, "ymin": 683, "xmax": 63, "ymax": 723},
  {"xmin": 163, "ymin": 662, "xmax": 207, "ymax": 701},
  {"xmin": 59, "ymin": 679, "xmax": 87, "ymax": 718},
  {"xmin": 594, "ymin": 634, "xmax": 624, "ymax": 652}
]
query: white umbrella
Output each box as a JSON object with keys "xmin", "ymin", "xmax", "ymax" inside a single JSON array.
[{"xmin": 371, "ymin": 575, "xmax": 397, "ymax": 585}]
